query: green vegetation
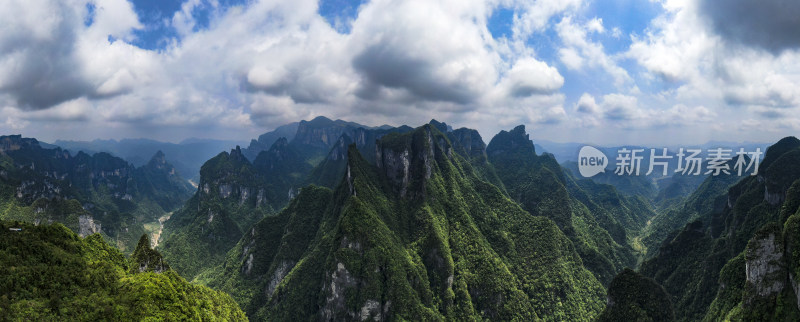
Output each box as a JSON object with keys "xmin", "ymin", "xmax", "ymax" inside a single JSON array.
[
  {"xmin": 0, "ymin": 136, "xmax": 192, "ymax": 253},
  {"xmin": 640, "ymin": 168, "xmax": 740, "ymax": 258},
  {"xmin": 0, "ymin": 220, "xmax": 246, "ymax": 321},
  {"xmin": 200, "ymin": 125, "xmax": 606, "ymax": 320},
  {"xmin": 160, "ymin": 147, "xmax": 274, "ymax": 279},
  {"xmin": 12, "ymin": 124, "xmax": 800, "ymax": 321},
  {"xmin": 640, "ymin": 137, "xmax": 800, "ymax": 321},
  {"xmin": 487, "ymin": 125, "xmax": 655, "ymax": 284},
  {"xmin": 597, "ymin": 268, "xmax": 675, "ymax": 321},
  {"xmin": 160, "ymin": 124, "xmax": 414, "ymax": 279}
]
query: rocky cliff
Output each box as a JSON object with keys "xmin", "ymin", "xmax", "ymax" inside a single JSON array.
[
  {"xmin": 201, "ymin": 125, "xmax": 607, "ymax": 321},
  {"xmin": 0, "ymin": 135, "xmax": 192, "ymax": 253}
]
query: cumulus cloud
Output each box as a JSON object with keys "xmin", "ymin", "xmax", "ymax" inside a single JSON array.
[
  {"xmin": 601, "ymin": 94, "xmax": 639, "ymax": 120},
  {"xmin": 556, "ymin": 16, "xmax": 630, "ymax": 86},
  {"xmin": 350, "ymin": 0, "xmax": 498, "ymax": 106},
  {"xmin": 501, "ymin": 57, "xmax": 564, "ymax": 97},
  {"xmin": 573, "ymin": 91, "xmax": 716, "ymax": 130},
  {"xmin": 629, "ymin": 0, "xmax": 800, "ymax": 139},
  {"xmin": 576, "ymin": 93, "xmax": 599, "ymax": 114},
  {"xmin": 4, "ymin": 0, "xmax": 796, "ymax": 145},
  {"xmin": 0, "ymin": 0, "xmax": 90, "ymax": 109},
  {"xmin": 698, "ymin": 0, "xmax": 800, "ymax": 54},
  {"xmin": 586, "ymin": 17, "xmax": 604, "ymax": 34}
]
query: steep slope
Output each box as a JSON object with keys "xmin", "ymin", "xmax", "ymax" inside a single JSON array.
[
  {"xmin": 487, "ymin": 126, "xmax": 654, "ymax": 284},
  {"xmin": 53, "ymin": 137, "xmax": 244, "ymax": 182},
  {"xmin": 640, "ymin": 166, "xmax": 741, "ymax": 257},
  {"xmin": 306, "ymin": 125, "xmax": 414, "ymax": 189},
  {"xmin": 160, "ymin": 145, "xmax": 275, "ymax": 278},
  {"xmin": 597, "ymin": 268, "xmax": 675, "ymax": 321},
  {"xmin": 0, "ymin": 135, "xmax": 192, "ymax": 252},
  {"xmin": 639, "ymin": 136, "xmax": 800, "ymax": 321},
  {"xmin": 252, "ymin": 137, "xmax": 313, "ymax": 198},
  {"xmin": 0, "ymin": 220, "xmax": 245, "ymax": 320},
  {"xmin": 201, "ymin": 125, "xmax": 606, "ymax": 320},
  {"xmin": 445, "ymin": 124, "xmax": 507, "ymax": 193},
  {"xmin": 134, "ymin": 150, "xmax": 195, "ymax": 213},
  {"xmin": 242, "ymin": 121, "xmax": 299, "ymax": 161},
  {"xmin": 159, "ymin": 119, "xmax": 410, "ymax": 279}
]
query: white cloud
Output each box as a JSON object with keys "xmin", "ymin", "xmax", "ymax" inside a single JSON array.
[
  {"xmin": 555, "ymin": 16, "xmax": 630, "ymax": 86},
  {"xmin": 500, "ymin": 57, "xmax": 564, "ymax": 97},
  {"xmin": 623, "ymin": 0, "xmax": 800, "ymax": 142},
  {"xmin": 586, "ymin": 17, "xmax": 604, "ymax": 34},
  {"xmin": 511, "ymin": 0, "xmax": 582, "ymax": 39},
  {"xmin": 576, "ymin": 93, "xmax": 599, "ymax": 114},
  {"xmin": 4, "ymin": 0, "xmax": 797, "ymax": 145}
]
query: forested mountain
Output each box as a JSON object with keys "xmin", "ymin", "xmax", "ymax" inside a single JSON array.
[
  {"xmin": 623, "ymin": 136, "xmax": 800, "ymax": 321},
  {"xmin": 0, "ymin": 220, "xmax": 245, "ymax": 320},
  {"xmin": 597, "ymin": 268, "xmax": 675, "ymax": 321},
  {"xmin": 53, "ymin": 138, "xmax": 245, "ymax": 183},
  {"xmin": 8, "ymin": 118, "xmax": 799, "ymax": 321},
  {"xmin": 160, "ymin": 118, "xmax": 412, "ymax": 278},
  {"xmin": 0, "ymin": 135, "xmax": 192, "ymax": 252},
  {"xmin": 487, "ymin": 125, "xmax": 656, "ymax": 284},
  {"xmin": 199, "ymin": 125, "xmax": 606, "ymax": 320}
]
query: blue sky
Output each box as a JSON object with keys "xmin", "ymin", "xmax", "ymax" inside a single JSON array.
[{"xmin": 2, "ymin": 0, "xmax": 800, "ymax": 146}]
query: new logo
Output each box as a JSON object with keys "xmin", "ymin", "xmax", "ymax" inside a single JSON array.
[{"xmin": 578, "ymin": 146, "xmax": 607, "ymax": 177}]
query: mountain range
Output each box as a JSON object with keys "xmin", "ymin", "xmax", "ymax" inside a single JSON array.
[
  {"xmin": 2, "ymin": 116, "xmax": 799, "ymax": 320},
  {"xmin": 0, "ymin": 135, "xmax": 192, "ymax": 252}
]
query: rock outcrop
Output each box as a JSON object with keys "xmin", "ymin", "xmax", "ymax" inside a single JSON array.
[
  {"xmin": 375, "ymin": 125, "xmax": 450, "ymax": 198},
  {"xmin": 744, "ymin": 224, "xmax": 787, "ymax": 305},
  {"xmin": 130, "ymin": 234, "xmax": 170, "ymax": 274}
]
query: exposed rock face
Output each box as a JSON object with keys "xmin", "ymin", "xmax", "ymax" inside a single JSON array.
[
  {"xmin": 322, "ymin": 262, "xmax": 360, "ymax": 320},
  {"xmin": 744, "ymin": 228, "xmax": 787, "ymax": 305},
  {"xmin": 448, "ymin": 128, "xmax": 487, "ymax": 158},
  {"xmin": 219, "ymin": 184, "xmax": 233, "ymax": 198},
  {"xmin": 266, "ymin": 260, "xmax": 295, "ymax": 300},
  {"xmin": 359, "ymin": 300, "xmax": 381, "ymax": 321},
  {"xmin": 374, "ymin": 126, "xmax": 449, "ymax": 198},
  {"xmin": 198, "ymin": 145, "xmax": 260, "ymax": 204},
  {"xmin": 15, "ymin": 178, "xmax": 64, "ymax": 203},
  {"xmin": 377, "ymin": 148, "xmax": 410, "ymax": 196},
  {"xmin": 256, "ymin": 189, "xmax": 265, "ymax": 206},
  {"xmin": 791, "ymin": 274, "xmax": 800, "ymax": 311},
  {"xmin": 0, "ymin": 135, "xmax": 193, "ymax": 254},
  {"xmin": 485, "ymin": 125, "xmax": 535, "ymax": 157},
  {"xmin": 292, "ymin": 116, "xmax": 364, "ymax": 150},
  {"xmin": 0, "ymin": 135, "xmax": 40, "ymax": 153},
  {"xmin": 78, "ymin": 214, "xmax": 101, "ymax": 237},
  {"xmin": 329, "ymin": 135, "xmax": 351, "ymax": 161},
  {"xmin": 765, "ymin": 185, "xmax": 785, "ymax": 206},
  {"xmin": 346, "ymin": 165, "xmax": 356, "ymax": 196},
  {"xmin": 240, "ymin": 229, "xmax": 257, "ymax": 276}
]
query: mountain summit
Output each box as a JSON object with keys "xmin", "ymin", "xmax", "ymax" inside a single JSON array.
[{"xmin": 201, "ymin": 124, "xmax": 606, "ymax": 320}]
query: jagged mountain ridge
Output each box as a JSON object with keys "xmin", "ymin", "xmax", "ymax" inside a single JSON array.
[
  {"xmin": 486, "ymin": 125, "xmax": 656, "ymax": 285},
  {"xmin": 53, "ymin": 137, "xmax": 246, "ymax": 183},
  {"xmin": 632, "ymin": 136, "xmax": 800, "ymax": 321},
  {"xmin": 160, "ymin": 119, "xmax": 416, "ymax": 278},
  {"xmin": 200, "ymin": 125, "xmax": 606, "ymax": 320},
  {"xmin": 0, "ymin": 135, "xmax": 193, "ymax": 252},
  {"xmin": 242, "ymin": 116, "xmax": 395, "ymax": 163}
]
